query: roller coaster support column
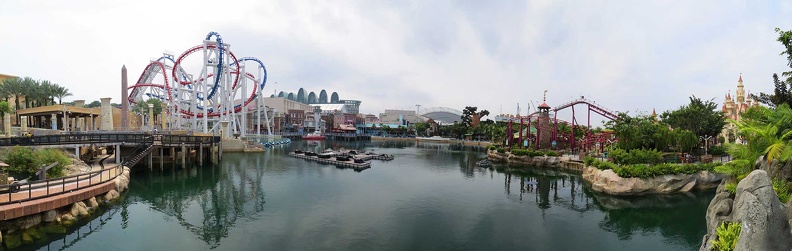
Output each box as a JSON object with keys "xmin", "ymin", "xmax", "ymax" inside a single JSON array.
[
  {"xmin": 553, "ymin": 112, "xmax": 558, "ymax": 145},
  {"xmin": 587, "ymin": 104, "xmax": 591, "ymax": 152},
  {"xmin": 571, "ymin": 105, "xmax": 576, "ymax": 152},
  {"xmin": 240, "ymin": 62, "xmax": 247, "ymax": 137},
  {"xmin": 527, "ymin": 117, "xmax": 531, "ymax": 149},
  {"xmin": 519, "ymin": 117, "xmax": 523, "ymax": 149}
]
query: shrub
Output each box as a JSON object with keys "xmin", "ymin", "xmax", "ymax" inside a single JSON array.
[
  {"xmin": 496, "ymin": 147, "xmax": 505, "ymax": 153},
  {"xmin": 772, "ymin": 178, "xmax": 791, "ymax": 203},
  {"xmin": 4, "ymin": 147, "xmax": 69, "ymax": 178},
  {"xmin": 488, "ymin": 146, "xmax": 495, "ymax": 151},
  {"xmin": 6, "ymin": 146, "xmax": 37, "ymax": 174},
  {"xmin": 709, "ymin": 145, "xmax": 726, "ymax": 156},
  {"xmin": 712, "ymin": 221, "xmax": 741, "ymax": 251},
  {"xmin": 545, "ymin": 150, "xmax": 559, "ymax": 157},
  {"xmin": 37, "ymin": 149, "xmax": 70, "ymax": 178},
  {"xmin": 725, "ymin": 182, "xmax": 737, "ymax": 194},
  {"xmin": 584, "ymin": 156, "xmax": 720, "ymax": 178},
  {"xmin": 609, "ymin": 148, "xmax": 662, "ymax": 165}
]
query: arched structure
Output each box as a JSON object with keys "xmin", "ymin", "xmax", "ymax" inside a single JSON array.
[
  {"xmin": 297, "ymin": 88, "xmax": 306, "ymax": 103},
  {"xmin": 277, "ymin": 91, "xmax": 284, "ymax": 98},
  {"xmin": 287, "ymin": 93, "xmax": 295, "ymax": 101},
  {"xmin": 330, "ymin": 92, "xmax": 340, "ymax": 103},
  {"xmin": 308, "ymin": 92, "xmax": 317, "ymax": 103},
  {"xmin": 419, "ymin": 107, "xmax": 463, "ymax": 125},
  {"xmin": 319, "ymin": 90, "xmax": 328, "ymax": 103}
]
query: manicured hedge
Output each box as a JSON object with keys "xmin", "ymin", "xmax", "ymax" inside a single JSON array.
[
  {"xmin": 584, "ymin": 156, "xmax": 719, "ymax": 179},
  {"xmin": 509, "ymin": 149, "xmax": 560, "ymax": 157},
  {"xmin": 608, "ymin": 148, "xmax": 662, "ymax": 165}
]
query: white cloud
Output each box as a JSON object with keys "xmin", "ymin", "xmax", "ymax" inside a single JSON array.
[{"xmin": 1, "ymin": 0, "xmax": 791, "ymax": 123}]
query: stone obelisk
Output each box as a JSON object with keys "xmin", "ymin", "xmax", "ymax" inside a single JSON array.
[{"xmin": 121, "ymin": 65, "xmax": 129, "ymax": 130}]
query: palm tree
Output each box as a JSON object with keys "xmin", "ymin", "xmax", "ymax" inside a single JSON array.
[
  {"xmin": 53, "ymin": 85, "xmax": 72, "ymax": 104},
  {"xmin": 2, "ymin": 77, "xmax": 24, "ymax": 110},
  {"xmin": 38, "ymin": 80, "xmax": 55, "ymax": 106},
  {"xmin": 20, "ymin": 77, "xmax": 39, "ymax": 109}
]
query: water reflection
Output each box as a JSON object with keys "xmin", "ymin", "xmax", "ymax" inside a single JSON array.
[
  {"xmin": 128, "ymin": 156, "xmax": 267, "ymax": 248},
  {"xmin": 497, "ymin": 167, "xmax": 712, "ymax": 248}
]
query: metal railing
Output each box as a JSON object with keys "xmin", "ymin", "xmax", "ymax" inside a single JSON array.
[
  {"xmin": 0, "ymin": 133, "xmax": 219, "ymax": 146},
  {"xmin": 0, "ymin": 165, "xmax": 124, "ymax": 206}
]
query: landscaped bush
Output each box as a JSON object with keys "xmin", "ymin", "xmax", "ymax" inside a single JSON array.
[
  {"xmin": 585, "ymin": 157, "xmax": 720, "ymax": 178},
  {"xmin": 712, "ymin": 221, "xmax": 741, "ymax": 251},
  {"xmin": 544, "ymin": 150, "xmax": 559, "ymax": 157},
  {"xmin": 4, "ymin": 147, "xmax": 69, "ymax": 178},
  {"xmin": 488, "ymin": 146, "xmax": 495, "ymax": 151},
  {"xmin": 609, "ymin": 148, "xmax": 663, "ymax": 165},
  {"xmin": 496, "ymin": 147, "xmax": 505, "ymax": 153},
  {"xmin": 709, "ymin": 145, "xmax": 726, "ymax": 156}
]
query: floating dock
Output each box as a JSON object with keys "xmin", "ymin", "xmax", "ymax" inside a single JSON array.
[{"xmin": 289, "ymin": 152, "xmax": 372, "ymax": 171}]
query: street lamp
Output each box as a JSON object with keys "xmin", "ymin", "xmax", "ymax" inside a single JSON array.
[{"xmin": 700, "ymin": 135, "xmax": 713, "ymax": 155}]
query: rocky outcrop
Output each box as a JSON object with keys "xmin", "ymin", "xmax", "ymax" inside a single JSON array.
[
  {"xmin": 699, "ymin": 170, "xmax": 792, "ymax": 251},
  {"xmin": 582, "ymin": 167, "xmax": 723, "ymax": 196},
  {"xmin": 486, "ymin": 151, "xmax": 574, "ymax": 170}
]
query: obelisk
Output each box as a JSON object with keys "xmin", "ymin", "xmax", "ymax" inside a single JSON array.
[{"xmin": 121, "ymin": 65, "xmax": 129, "ymax": 130}]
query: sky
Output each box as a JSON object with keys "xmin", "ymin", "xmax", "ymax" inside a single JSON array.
[{"xmin": 1, "ymin": 0, "xmax": 792, "ymax": 124}]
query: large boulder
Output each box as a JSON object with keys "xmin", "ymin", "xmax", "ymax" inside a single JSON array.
[
  {"xmin": 583, "ymin": 167, "xmax": 722, "ymax": 196},
  {"xmin": 699, "ymin": 190, "xmax": 734, "ymax": 250},
  {"xmin": 732, "ymin": 170, "xmax": 792, "ymax": 251},
  {"xmin": 42, "ymin": 210, "xmax": 58, "ymax": 223}
]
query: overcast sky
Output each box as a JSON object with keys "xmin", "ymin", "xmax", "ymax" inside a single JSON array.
[{"xmin": 2, "ymin": 1, "xmax": 792, "ymax": 123}]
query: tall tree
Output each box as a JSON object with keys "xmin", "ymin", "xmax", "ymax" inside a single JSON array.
[
  {"xmin": 2, "ymin": 77, "xmax": 24, "ymax": 110},
  {"xmin": 752, "ymin": 28, "xmax": 792, "ymax": 107},
  {"xmin": 660, "ymin": 95, "xmax": 726, "ymax": 138},
  {"xmin": 53, "ymin": 85, "xmax": 72, "ymax": 104},
  {"xmin": 461, "ymin": 106, "xmax": 490, "ymax": 127}
]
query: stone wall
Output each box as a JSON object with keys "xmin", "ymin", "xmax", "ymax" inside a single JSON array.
[{"xmin": 0, "ymin": 166, "xmax": 130, "ymax": 249}]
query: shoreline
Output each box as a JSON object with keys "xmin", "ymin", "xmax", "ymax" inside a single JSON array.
[{"xmin": 370, "ymin": 136, "xmax": 492, "ymax": 147}]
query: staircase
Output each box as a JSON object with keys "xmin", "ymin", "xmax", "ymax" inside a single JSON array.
[{"xmin": 121, "ymin": 142, "xmax": 154, "ymax": 167}]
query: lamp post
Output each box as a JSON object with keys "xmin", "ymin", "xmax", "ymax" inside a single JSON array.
[{"xmin": 700, "ymin": 135, "xmax": 713, "ymax": 155}]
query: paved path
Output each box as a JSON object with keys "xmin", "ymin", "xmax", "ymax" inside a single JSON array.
[{"xmin": 0, "ymin": 164, "xmax": 120, "ymax": 204}]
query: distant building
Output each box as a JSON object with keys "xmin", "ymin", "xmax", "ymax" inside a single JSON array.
[
  {"xmin": 379, "ymin": 109, "xmax": 424, "ymax": 126},
  {"xmin": 720, "ymin": 74, "xmax": 759, "ymax": 143},
  {"xmin": 271, "ymin": 88, "xmax": 361, "ymax": 114}
]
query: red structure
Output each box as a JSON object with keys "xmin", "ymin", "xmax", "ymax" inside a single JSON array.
[{"xmin": 507, "ymin": 95, "xmax": 619, "ymax": 153}]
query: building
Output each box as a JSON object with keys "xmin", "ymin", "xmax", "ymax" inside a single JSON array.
[
  {"xmin": 263, "ymin": 97, "xmax": 313, "ymax": 114},
  {"xmin": 720, "ymin": 74, "xmax": 759, "ymax": 143},
  {"xmin": 271, "ymin": 88, "xmax": 361, "ymax": 114},
  {"xmin": 379, "ymin": 109, "xmax": 424, "ymax": 126}
]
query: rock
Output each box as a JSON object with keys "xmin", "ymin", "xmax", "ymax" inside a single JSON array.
[
  {"xmin": 700, "ymin": 190, "xmax": 734, "ymax": 251},
  {"xmin": 104, "ymin": 189, "xmax": 120, "ymax": 201},
  {"xmin": 0, "ymin": 230, "xmax": 3, "ymax": 245},
  {"xmin": 86, "ymin": 197, "xmax": 99, "ymax": 209},
  {"xmin": 21, "ymin": 232, "xmax": 32, "ymax": 244},
  {"xmin": 42, "ymin": 210, "xmax": 58, "ymax": 222},
  {"xmin": 69, "ymin": 202, "xmax": 90, "ymax": 218},
  {"xmin": 732, "ymin": 170, "xmax": 792, "ymax": 251},
  {"xmin": 4, "ymin": 233, "xmax": 21, "ymax": 249},
  {"xmin": 14, "ymin": 214, "xmax": 42, "ymax": 230},
  {"xmin": 583, "ymin": 167, "xmax": 723, "ymax": 196}
]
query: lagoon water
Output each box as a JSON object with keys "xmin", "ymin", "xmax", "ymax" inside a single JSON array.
[{"xmin": 25, "ymin": 141, "xmax": 712, "ymax": 251}]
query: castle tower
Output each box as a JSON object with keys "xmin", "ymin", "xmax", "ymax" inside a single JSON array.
[{"xmin": 736, "ymin": 74, "xmax": 745, "ymax": 103}]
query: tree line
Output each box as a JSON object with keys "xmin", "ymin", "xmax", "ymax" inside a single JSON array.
[{"xmin": 0, "ymin": 77, "xmax": 72, "ymax": 110}]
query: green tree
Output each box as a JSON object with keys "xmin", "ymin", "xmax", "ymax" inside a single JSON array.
[
  {"xmin": 414, "ymin": 122, "xmax": 428, "ymax": 136},
  {"xmin": 660, "ymin": 95, "xmax": 726, "ymax": 139},
  {"xmin": 132, "ymin": 98, "xmax": 163, "ymax": 115},
  {"xmin": 753, "ymin": 28, "xmax": 792, "ymax": 107},
  {"xmin": 85, "ymin": 100, "xmax": 101, "ymax": 108},
  {"xmin": 53, "ymin": 85, "xmax": 72, "ymax": 104},
  {"xmin": 606, "ymin": 113, "xmax": 667, "ymax": 150},
  {"xmin": 461, "ymin": 106, "xmax": 490, "ymax": 127},
  {"xmin": 1, "ymin": 77, "xmax": 24, "ymax": 110}
]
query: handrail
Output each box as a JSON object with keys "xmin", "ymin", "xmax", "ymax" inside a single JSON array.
[
  {"xmin": 0, "ymin": 164, "xmax": 124, "ymax": 206},
  {"xmin": 0, "ymin": 133, "xmax": 218, "ymax": 146}
]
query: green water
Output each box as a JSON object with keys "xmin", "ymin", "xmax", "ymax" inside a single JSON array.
[{"xmin": 24, "ymin": 141, "xmax": 711, "ymax": 251}]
